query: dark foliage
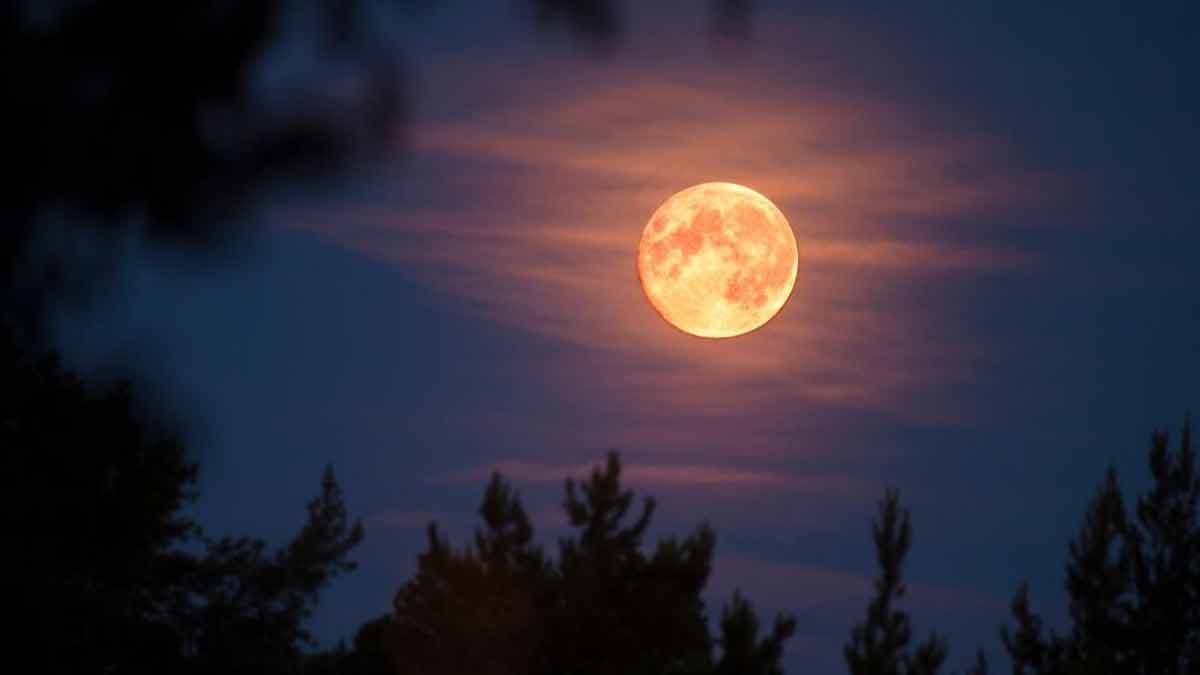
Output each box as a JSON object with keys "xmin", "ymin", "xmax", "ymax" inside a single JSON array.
[
  {"xmin": 965, "ymin": 650, "xmax": 989, "ymax": 675},
  {"xmin": 711, "ymin": 0, "xmax": 754, "ymax": 42},
  {"xmin": 1, "ymin": 0, "xmax": 412, "ymax": 346},
  {"xmin": 388, "ymin": 483, "xmax": 547, "ymax": 675},
  {"xmin": 1, "ymin": 334, "xmax": 198, "ymax": 673},
  {"xmin": 183, "ymin": 465, "xmax": 364, "ymax": 674},
  {"xmin": 533, "ymin": 0, "xmax": 756, "ymax": 46},
  {"xmin": 845, "ymin": 489, "xmax": 947, "ymax": 675},
  {"xmin": 303, "ymin": 615, "xmax": 400, "ymax": 675},
  {"xmin": 2, "ymin": 0, "xmax": 755, "ymax": 346},
  {"xmin": 715, "ymin": 591, "xmax": 797, "ymax": 675},
  {"xmin": 380, "ymin": 452, "xmax": 794, "ymax": 675},
  {"xmin": 2, "ymin": 1, "xmax": 760, "ymax": 673},
  {"xmin": 999, "ymin": 418, "xmax": 1200, "ymax": 675},
  {"xmin": 0, "ymin": 332, "xmax": 364, "ymax": 674},
  {"xmin": 533, "ymin": 0, "xmax": 623, "ymax": 43}
]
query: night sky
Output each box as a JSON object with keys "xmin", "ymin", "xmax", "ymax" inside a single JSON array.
[{"xmin": 52, "ymin": 2, "xmax": 1198, "ymax": 673}]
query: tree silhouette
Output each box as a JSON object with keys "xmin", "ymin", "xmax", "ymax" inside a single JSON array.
[
  {"xmin": 533, "ymin": 0, "xmax": 755, "ymax": 47},
  {"xmin": 4, "ymin": 2, "xmax": 762, "ymax": 673},
  {"xmin": 1, "ymin": 331, "xmax": 365, "ymax": 674},
  {"xmin": 534, "ymin": 0, "xmax": 622, "ymax": 43},
  {"xmin": 390, "ymin": 474, "xmax": 546, "ymax": 675},
  {"xmin": 2, "ymin": 336, "xmax": 198, "ymax": 673},
  {"xmin": 340, "ymin": 417, "xmax": 1200, "ymax": 674},
  {"xmin": 182, "ymin": 465, "xmax": 364, "ymax": 674},
  {"xmin": 964, "ymin": 650, "xmax": 989, "ymax": 675},
  {"xmin": 385, "ymin": 452, "xmax": 793, "ymax": 675},
  {"xmin": 551, "ymin": 453, "xmax": 714, "ymax": 675},
  {"xmin": 1130, "ymin": 420, "xmax": 1200, "ymax": 674},
  {"xmin": 845, "ymin": 489, "xmax": 948, "ymax": 675},
  {"xmin": 833, "ymin": 419, "xmax": 1200, "ymax": 675},
  {"xmin": 1001, "ymin": 418, "xmax": 1200, "ymax": 675},
  {"xmin": 1000, "ymin": 584, "xmax": 1067, "ymax": 675},
  {"xmin": 715, "ymin": 591, "xmax": 797, "ymax": 675}
]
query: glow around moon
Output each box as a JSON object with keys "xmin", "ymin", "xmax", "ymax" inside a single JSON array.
[{"xmin": 637, "ymin": 183, "xmax": 798, "ymax": 338}]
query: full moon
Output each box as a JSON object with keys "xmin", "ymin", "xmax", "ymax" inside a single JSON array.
[{"xmin": 637, "ymin": 182, "xmax": 798, "ymax": 338}]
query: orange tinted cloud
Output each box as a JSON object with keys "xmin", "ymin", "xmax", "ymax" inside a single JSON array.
[
  {"xmin": 434, "ymin": 455, "xmax": 877, "ymax": 539},
  {"xmin": 440, "ymin": 458, "xmax": 827, "ymax": 489},
  {"xmin": 283, "ymin": 21, "xmax": 1071, "ymax": 466}
]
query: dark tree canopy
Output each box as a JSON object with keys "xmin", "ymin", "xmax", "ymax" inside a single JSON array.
[
  {"xmin": 552, "ymin": 453, "xmax": 714, "ymax": 675},
  {"xmin": 0, "ymin": 332, "xmax": 365, "ymax": 674},
  {"xmin": 534, "ymin": 0, "xmax": 623, "ymax": 43},
  {"xmin": 1000, "ymin": 419, "xmax": 1200, "ymax": 675},
  {"xmin": 1, "ymin": 337, "xmax": 198, "ymax": 673},
  {"xmin": 2, "ymin": 2, "xmax": 761, "ymax": 674},
  {"xmin": 844, "ymin": 489, "xmax": 947, "ymax": 675},
  {"xmin": 184, "ymin": 465, "xmax": 364, "ymax": 674},
  {"xmin": 716, "ymin": 591, "xmax": 797, "ymax": 675},
  {"xmin": 381, "ymin": 452, "xmax": 794, "ymax": 675},
  {"xmin": 1, "ymin": 0, "xmax": 410, "ymax": 346},
  {"xmin": 532, "ymin": 0, "xmax": 754, "ymax": 46}
]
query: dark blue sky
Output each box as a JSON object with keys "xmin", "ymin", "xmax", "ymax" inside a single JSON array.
[{"xmin": 53, "ymin": 2, "xmax": 1198, "ymax": 673}]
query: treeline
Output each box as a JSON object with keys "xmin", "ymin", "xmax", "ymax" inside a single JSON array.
[
  {"xmin": 2, "ymin": 336, "xmax": 365, "ymax": 674},
  {"xmin": 5, "ymin": 1, "xmax": 1198, "ymax": 673},
  {"xmin": 341, "ymin": 454, "xmax": 796, "ymax": 675},
  {"xmin": 312, "ymin": 419, "xmax": 1200, "ymax": 675},
  {"xmin": 5, "ymin": 336, "xmax": 1198, "ymax": 674}
]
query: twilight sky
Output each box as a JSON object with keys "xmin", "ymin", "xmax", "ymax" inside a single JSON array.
[{"xmin": 53, "ymin": 2, "xmax": 1198, "ymax": 673}]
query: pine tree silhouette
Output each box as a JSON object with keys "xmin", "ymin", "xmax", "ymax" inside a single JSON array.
[
  {"xmin": 4, "ymin": 2, "xmax": 758, "ymax": 672},
  {"xmin": 2, "ymin": 339, "xmax": 198, "ymax": 673},
  {"xmin": 845, "ymin": 489, "xmax": 947, "ymax": 675},
  {"xmin": 1130, "ymin": 420, "xmax": 1200, "ymax": 674},
  {"xmin": 1000, "ymin": 584, "xmax": 1068, "ymax": 675},
  {"xmin": 963, "ymin": 649, "xmax": 989, "ymax": 675},
  {"xmin": 1, "ymin": 334, "xmax": 365, "ymax": 674},
  {"xmin": 715, "ymin": 591, "xmax": 797, "ymax": 675},
  {"xmin": 391, "ymin": 474, "xmax": 546, "ymax": 675},
  {"xmin": 186, "ymin": 465, "xmax": 364, "ymax": 674},
  {"xmin": 385, "ymin": 452, "xmax": 794, "ymax": 675},
  {"xmin": 552, "ymin": 452, "xmax": 715, "ymax": 675},
  {"xmin": 1001, "ymin": 418, "xmax": 1200, "ymax": 675}
]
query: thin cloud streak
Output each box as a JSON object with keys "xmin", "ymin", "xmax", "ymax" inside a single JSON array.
[
  {"xmin": 438, "ymin": 458, "xmax": 826, "ymax": 489},
  {"xmin": 434, "ymin": 456, "xmax": 878, "ymax": 535}
]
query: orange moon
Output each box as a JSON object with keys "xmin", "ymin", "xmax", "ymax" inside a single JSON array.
[{"xmin": 637, "ymin": 182, "xmax": 798, "ymax": 338}]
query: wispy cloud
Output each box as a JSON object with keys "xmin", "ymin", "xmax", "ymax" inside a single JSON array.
[
  {"xmin": 436, "ymin": 456, "xmax": 878, "ymax": 534},
  {"xmin": 279, "ymin": 19, "xmax": 1075, "ymax": 476},
  {"xmin": 440, "ymin": 458, "xmax": 812, "ymax": 488}
]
